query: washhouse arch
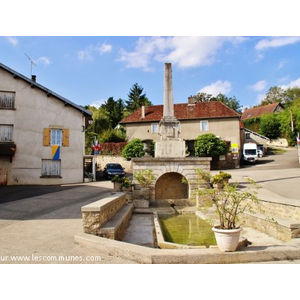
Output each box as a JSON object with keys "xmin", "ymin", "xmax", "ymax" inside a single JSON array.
[{"xmin": 155, "ymin": 172, "xmax": 188, "ymax": 200}]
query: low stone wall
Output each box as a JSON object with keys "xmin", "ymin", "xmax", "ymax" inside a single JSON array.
[
  {"xmin": 81, "ymin": 192, "xmax": 126, "ymax": 235},
  {"xmin": 95, "ymin": 155, "xmax": 133, "ymax": 173},
  {"xmin": 267, "ymin": 138, "xmax": 288, "ymax": 148},
  {"xmin": 253, "ymin": 199, "xmax": 300, "ymax": 222}
]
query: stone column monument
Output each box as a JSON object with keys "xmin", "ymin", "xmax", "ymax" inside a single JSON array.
[{"xmin": 155, "ymin": 63, "xmax": 186, "ymax": 157}]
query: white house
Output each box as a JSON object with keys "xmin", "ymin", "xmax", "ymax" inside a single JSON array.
[{"xmin": 0, "ymin": 62, "xmax": 92, "ymax": 185}]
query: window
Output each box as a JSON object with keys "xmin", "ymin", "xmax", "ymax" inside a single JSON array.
[
  {"xmin": 43, "ymin": 128, "xmax": 69, "ymax": 147},
  {"xmin": 200, "ymin": 120, "xmax": 208, "ymax": 131},
  {"xmin": 245, "ymin": 133, "xmax": 251, "ymax": 139},
  {"xmin": 151, "ymin": 123, "xmax": 159, "ymax": 134},
  {"xmin": 51, "ymin": 129, "xmax": 62, "ymax": 146},
  {"xmin": 0, "ymin": 125, "xmax": 13, "ymax": 142},
  {"xmin": 0, "ymin": 91, "xmax": 15, "ymax": 109},
  {"xmin": 41, "ymin": 159, "xmax": 61, "ymax": 177}
]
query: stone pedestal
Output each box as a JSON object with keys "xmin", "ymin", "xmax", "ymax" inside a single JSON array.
[{"xmin": 155, "ymin": 140, "xmax": 186, "ymax": 158}]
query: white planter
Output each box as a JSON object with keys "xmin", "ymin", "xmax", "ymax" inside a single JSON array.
[{"xmin": 212, "ymin": 227, "xmax": 243, "ymax": 252}]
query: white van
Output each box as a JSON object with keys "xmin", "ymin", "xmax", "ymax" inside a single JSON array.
[{"xmin": 243, "ymin": 143, "xmax": 258, "ymax": 163}]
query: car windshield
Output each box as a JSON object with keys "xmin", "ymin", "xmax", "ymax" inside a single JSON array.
[
  {"xmin": 245, "ymin": 149, "xmax": 257, "ymax": 155},
  {"xmin": 107, "ymin": 164, "xmax": 122, "ymax": 169}
]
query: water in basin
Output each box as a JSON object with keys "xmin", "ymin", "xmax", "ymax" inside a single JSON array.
[{"xmin": 159, "ymin": 214, "xmax": 216, "ymax": 247}]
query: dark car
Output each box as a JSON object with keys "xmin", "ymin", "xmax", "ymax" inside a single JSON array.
[{"xmin": 103, "ymin": 163, "xmax": 125, "ymax": 179}]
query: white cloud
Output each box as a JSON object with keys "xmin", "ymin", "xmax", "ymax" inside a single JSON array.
[
  {"xmin": 198, "ymin": 80, "xmax": 231, "ymax": 96},
  {"xmin": 255, "ymin": 37, "xmax": 300, "ymax": 50},
  {"xmin": 278, "ymin": 60, "xmax": 287, "ymax": 69},
  {"xmin": 97, "ymin": 43, "xmax": 112, "ymax": 54},
  {"xmin": 89, "ymin": 99, "xmax": 106, "ymax": 108},
  {"xmin": 5, "ymin": 36, "xmax": 18, "ymax": 46},
  {"xmin": 281, "ymin": 77, "xmax": 300, "ymax": 90},
  {"xmin": 36, "ymin": 56, "xmax": 51, "ymax": 66},
  {"xmin": 78, "ymin": 42, "xmax": 112, "ymax": 60},
  {"xmin": 118, "ymin": 36, "xmax": 246, "ymax": 71},
  {"xmin": 249, "ymin": 80, "xmax": 267, "ymax": 92},
  {"xmin": 256, "ymin": 93, "xmax": 266, "ymax": 104},
  {"xmin": 278, "ymin": 75, "xmax": 290, "ymax": 83}
]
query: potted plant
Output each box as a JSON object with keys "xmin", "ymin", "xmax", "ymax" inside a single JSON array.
[
  {"xmin": 121, "ymin": 176, "xmax": 133, "ymax": 191},
  {"xmin": 133, "ymin": 169, "xmax": 155, "ymax": 200},
  {"xmin": 111, "ymin": 176, "xmax": 132, "ymax": 192},
  {"xmin": 211, "ymin": 171, "xmax": 232, "ymax": 190},
  {"xmin": 199, "ymin": 179, "xmax": 259, "ymax": 252}
]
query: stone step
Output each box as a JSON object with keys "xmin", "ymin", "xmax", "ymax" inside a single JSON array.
[{"xmin": 99, "ymin": 203, "xmax": 134, "ymax": 241}]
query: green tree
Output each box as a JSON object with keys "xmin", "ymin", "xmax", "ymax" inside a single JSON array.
[
  {"xmin": 278, "ymin": 98, "xmax": 300, "ymax": 145},
  {"xmin": 194, "ymin": 133, "xmax": 228, "ymax": 157},
  {"xmin": 194, "ymin": 92, "xmax": 242, "ymax": 113},
  {"xmin": 259, "ymin": 114, "xmax": 281, "ymax": 139},
  {"xmin": 122, "ymin": 138, "xmax": 145, "ymax": 161},
  {"xmin": 99, "ymin": 128, "xmax": 127, "ymax": 143},
  {"xmin": 261, "ymin": 86, "xmax": 300, "ymax": 107},
  {"xmin": 261, "ymin": 86, "xmax": 286, "ymax": 106},
  {"xmin": 101, "ymin": 97, "xmax": 125, "ymax": 129},
  {"xmin": 125, "ymin": 83, "xmax": 151, "ymax": 113},
  {"xmin": 214, "ymin": 94, "xmax": 243, "ymax": 114}
]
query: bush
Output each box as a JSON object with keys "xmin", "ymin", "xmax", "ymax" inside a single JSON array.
[
  {"xmin": 194, "ymin": 133, "xmax": 228, "ymax": 157},
  {"xmin": 99, "ymin": 142, "xmax": 127, "ymax": 156},
  {"xmin": 134, "ymin": 170, "xmax": 155, "ymax": 188},
  {"xmin": 122, "ymin": 139, "xmax": 145, "ymax": 161},
  {"xmin": 259, "ymin": 114, "xmax": 281, "ymax": 139}
]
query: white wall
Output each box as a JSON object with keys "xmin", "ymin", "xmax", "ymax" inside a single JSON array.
[{"xmin": 0, "ymin": 68, "xmax": 86, "ymax": 185}]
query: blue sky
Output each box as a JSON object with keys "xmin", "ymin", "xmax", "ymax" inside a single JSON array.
[{"xmin": 1, "ymin": 36, "xmax": 300, "ymax": 110}]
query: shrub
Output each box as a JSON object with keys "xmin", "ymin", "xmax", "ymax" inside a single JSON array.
[
  {"xmin": 122, "ymin": 139, "xmax": 145, "ymax": 161},
  {"xmin": 99, "ymin": 142, "xmax": 127, "ymax": 156},
  {"xmin": 133, "ymin": 169, "xmax": 155, "ymax": 188},
  {"xmin": 194, "ymin": 133, "xmax": 228, "ymax": 157}
]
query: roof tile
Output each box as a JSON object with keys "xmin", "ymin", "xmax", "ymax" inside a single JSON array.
[
  {"xmin": 120, "ymin": 101, "xmax": 240, "ymax": 123},
  {"xmin": 241, "ymin": 103, "xmax": 281, "ymax": 120}
]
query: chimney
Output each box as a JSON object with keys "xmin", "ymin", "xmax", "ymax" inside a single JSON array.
[
  {"xmin": 188, "ymin": 95, "xmax": 195, "ymax": 105},
  {"xmin": 141, "ymin": 105, "xmax": 145, "ymax": 119},
  {"xmin": 31, "ymin": 75, "xmax": 36, "ymax": 82}
]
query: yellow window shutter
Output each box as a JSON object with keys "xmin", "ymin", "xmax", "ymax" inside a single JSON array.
[
  {"xmin": 62, "ymin": 129, "xmax": 69, "ymax": 147},
  {"xmin": 43, "ymin": 128, "xmax": 51, "ymax": 146}
]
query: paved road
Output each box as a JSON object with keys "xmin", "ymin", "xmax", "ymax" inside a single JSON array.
[
  {"xmin": 0, "ymin": 181, "xmax": 135, "ymax": 264},
  {"xmin": 241, "ymin": 146, "xmax": 300, "ymax": 170},
  {"xmin": 227, "ymin": 147, "xmax": 300, "ymax": 201}
]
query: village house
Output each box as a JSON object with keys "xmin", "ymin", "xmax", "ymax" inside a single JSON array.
[
  {"xmin": 241, "ymin": 102, "xmax": 284, "ymax": 121},
  {"xmin": 0, "ymin": 62, "xmax": 92, "ymax": 185},
  {"xmin": 120, "ymin": 97, "xmax": 242, "ymax": 167},
  {"xmin": 241, "ymin": 102, "xmax": 285, "ymax": 148}
]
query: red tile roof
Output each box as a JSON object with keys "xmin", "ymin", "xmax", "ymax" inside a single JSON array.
[
  {"xmin": 241, "ymin": 103, "xmax": 282, "ymax": 120},
  {"xmin": 120, "ymin": 101, "xmax": 240, "ymax": 124}
]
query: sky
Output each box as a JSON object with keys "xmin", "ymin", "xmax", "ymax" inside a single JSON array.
[{"xmin": 1, "ymin": 35, "xmax": 300, "ymax": 111}]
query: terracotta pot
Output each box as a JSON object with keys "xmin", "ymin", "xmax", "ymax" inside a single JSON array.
[{"xmin": 212, "ymin": 227, "xmax": 243, "ymax": 252}]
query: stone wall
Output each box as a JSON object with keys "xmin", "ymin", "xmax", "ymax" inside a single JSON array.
[
  {"xmin": 81, "ymin": 193, "xmax": 126, "ymax": 235},
  {"xmin": 95, "ymin": 155, "xmax": 133, "ymax": 173}
]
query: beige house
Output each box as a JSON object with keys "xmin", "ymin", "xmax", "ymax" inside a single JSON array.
[
  {"xmin": 0, "ymin": 62, "xmax": 92, "ymax": 185},
  {"xmin": 120, "ymin": 98, "xmax": 241, "ymax": 157}
]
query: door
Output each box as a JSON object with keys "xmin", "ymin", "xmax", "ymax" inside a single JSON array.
[{"xmin": 0, "ymin": 157, "xmax": 10, "ymax": 185}]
